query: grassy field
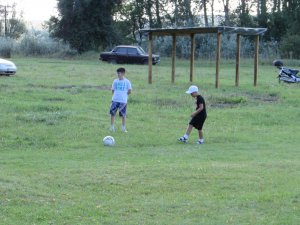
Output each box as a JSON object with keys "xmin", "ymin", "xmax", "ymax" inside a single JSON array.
[{"xmin": 1, "ymin": 55, "xmax": 300, "ymax": 225}]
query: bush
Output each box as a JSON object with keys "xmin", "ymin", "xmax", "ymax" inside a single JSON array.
[
  {"xmin": 15, "ymin": 29, "xmax": 78, "ymax": 57},
  {"xmin": 148, "ymin": 33, "xmax": 279, "ymax": 60},
  {"xmin": 280, "ymin": 34, "xmax": 300, "ymax": 59},
  {"xmin": 0, "ymin": 37, "xmax": 15, "ymax": 58}
]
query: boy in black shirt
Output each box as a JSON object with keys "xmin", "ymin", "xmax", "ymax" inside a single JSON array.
[{"xmin": 178, "ymin": 85, "xmax": 207, "ymax": 144}]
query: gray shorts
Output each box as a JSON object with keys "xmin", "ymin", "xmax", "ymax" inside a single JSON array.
[{"xmin": 109, "ymin": 101, "xmax": 127, "ymax": 117}]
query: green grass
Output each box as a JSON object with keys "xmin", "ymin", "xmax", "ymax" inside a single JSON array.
[{"xmin": 1, "ymin": 55, "xmax": 300, "ymax": 224}]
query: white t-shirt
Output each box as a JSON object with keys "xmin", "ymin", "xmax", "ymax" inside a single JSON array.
[{"xmin": 111, "ymin": 78, "xmax": 132, "ymax": 103}]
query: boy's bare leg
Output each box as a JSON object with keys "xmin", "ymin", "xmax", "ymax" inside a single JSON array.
[
  {"xmin": 121, "ymin": 116, "xmax": 127, "ymax": 132},
  {"xmin": 110, "ymin": 116, "xmax": 115, "ymax": 131},
  {"xmin": 198, "ymin": 129, "xmax": 204, "ymax": 144},
  {"xmin": 178, "ymin": 124, "xmax": 193, "ymax": 142},
  {"xmin": 185, "ymin": 124, "xmax": 193, "ymax": 136},
  {"xmin": 198, "ymin": 130, "xmax": 203, "ymax": 139},
  {"xmin": 182, "ymin": 124, "xmax": 193, "ymax": 139}
]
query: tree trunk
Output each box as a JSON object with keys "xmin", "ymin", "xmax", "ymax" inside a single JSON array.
[
  {"xmin": 155, "ymin": 0, "xmax": 162, "ymax": 28},
  {"xmin": 210, "ymin": 0, "xmax": 214, "ymax": 26},
  {"xmin": 222, "ymin": 0, "xmax": 230, "ymax": 26},
  {"xmin": 203, "ymin": 0, "xmax": 209, "ymax": 27},
  {"xmin": 146, "ymin": 0, "xmax": 153, "ymax": 28}
]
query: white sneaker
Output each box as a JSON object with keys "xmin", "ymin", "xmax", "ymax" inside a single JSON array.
[
  {"xmin": 178, "ymin": 136, "xmax": 187, "ymax": 143},
  {"xmin": 197, "ymin": 140, "xmax": 204, "ymax": 144},
  {"xmin": 121, "ymin": 128, "xmax": 128, "ymax": 133},
  {"xmin": 110, "ymin": 127, "xmax": 115, "ymax": 132}
]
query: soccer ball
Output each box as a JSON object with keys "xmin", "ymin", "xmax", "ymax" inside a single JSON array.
[{"xmin": 103, "ymin": 136, "xmax": 115, "ymax": 146}]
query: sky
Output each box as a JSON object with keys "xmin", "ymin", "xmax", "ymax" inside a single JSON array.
[{"xmin": 2, "ymin": 0, "xmax": 57, "ymax": 21}]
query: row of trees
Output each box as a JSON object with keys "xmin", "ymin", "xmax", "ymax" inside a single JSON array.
[
  {"xmin": 1, "ymin": 0, "xmax": 300, "ymax": 58},
  {"xmin": 46, "ymin": 0, "xmax": 300, "ymax": 58}
]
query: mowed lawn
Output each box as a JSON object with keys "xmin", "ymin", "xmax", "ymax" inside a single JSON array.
[{"xmin": 1, "ymin": 56, "xmax": 300, "ymax": 224}]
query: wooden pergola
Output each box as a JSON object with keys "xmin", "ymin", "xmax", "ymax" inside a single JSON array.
[{"xmin": 139, "ymin": 26, "xmax": 267, "ymax": 88}]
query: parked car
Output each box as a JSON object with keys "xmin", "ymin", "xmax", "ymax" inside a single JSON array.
[
  {"xmin": 100, "ymin": 45, "xmax": 160, "ymax": 65},
  {"xmin": 0, "ymin": 58, "xmax": 17, "ymax": 76}
]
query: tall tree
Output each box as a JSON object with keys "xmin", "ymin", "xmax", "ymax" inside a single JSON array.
[
  {"xmin": 0, "ymin": 3, "xmax": 26, "ymax": 39},
  {"xmin": 236, "ymin": 0, "xmax": 255, "ymax": 27},
  {"xmin": 209, "ymin": 0, "xmax": 215, "ymax": 26},
  {"xmin": 169, "ymin": 0, "xmax": 194, "ymax": 26},
  {"xmin": 47, "ymin": 0, "xmax": 121, "ymax": 53},
  {"xmin": 282, "ymin": 0, "xmax": 300, "ymax": 35},
  {"xmin": 154, "ymin": 0, "xmax": 162, "ymax": 28},
  {"xmin": 221, "ymin": 0, "xmax": 230, "ymax": 26},
  {"xmin": 201, "ymin": 0, "xmax": 209, "ymax": 27},
  {"xmin": 257, "ymin": 0, "xmax": 268, "ymax": 28},
  {"xmin": 272, "ymin": 0, "xmax": 282, "ymax": 12}
]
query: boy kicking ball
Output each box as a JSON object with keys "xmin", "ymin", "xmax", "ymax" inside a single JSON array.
[{"xmin": 178, "ymin": 85, "xmax": 207, "ymax": 144}]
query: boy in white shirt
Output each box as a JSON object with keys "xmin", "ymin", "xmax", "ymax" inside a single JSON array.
[{"xmin": 109, "ymin": 67, "xmax": 132, "ymax": 132}]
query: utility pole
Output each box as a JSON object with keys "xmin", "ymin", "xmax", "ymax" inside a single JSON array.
[
  {"xmin": 0, "ymin": 4, "xmax": 11, "ymax": 37},
  {"xmin": 4, "ymin": 5, "xmax": 7, "ymax": 37}
]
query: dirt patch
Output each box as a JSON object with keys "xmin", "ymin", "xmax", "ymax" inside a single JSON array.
[
  {"xmin": 27, "ymin": 83, "xmax": 111, "ymax": 90},
  {"xmin": 54, "ymin": 85, "xmax": 111, "ymax": 90},
  {"xmin": 43, "ymin": 97, "xmax": 65, "ymax": 102},
  {"xmin": 208, "ymin": 92, "xmax": 279, "ymax": 109},
  {"xmin": 251, "ymin": 95, "xmax": 279, "ymax": 102}
]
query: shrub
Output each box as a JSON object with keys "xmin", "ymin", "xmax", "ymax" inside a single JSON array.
[
  {"xmin": 149, "ymin": 33, "xmax": 279, "ymax": 60},
  {"xmin": 280, "ymin": 34, "xmax": 300, "ymax": 59},
  {"xmin": 0, "ymin": 37, "xmax": 15, "ymax": 58},
  {"xmin": 15, "ymin": 29, "xmax": 78, "ymax": 57}
]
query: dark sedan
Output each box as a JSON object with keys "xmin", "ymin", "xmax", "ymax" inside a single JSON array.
[{"xmin": 100, "ymin": 45, "xmax": 160, "ymax": 65}]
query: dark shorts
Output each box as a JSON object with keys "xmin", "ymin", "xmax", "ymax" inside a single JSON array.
[
  {"xmin": 109, "ymin": 101, "xmax": 127, "ymax": 117},
  {"xmin": 189, "ymin": 115, "xmax": 206, "ymax": 130}
]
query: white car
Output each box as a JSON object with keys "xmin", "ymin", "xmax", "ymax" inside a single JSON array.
[{"xmin": 0, "ymin": 58, "xmax": 17, "ymax": 76}]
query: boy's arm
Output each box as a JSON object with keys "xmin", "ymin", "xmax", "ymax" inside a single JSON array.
[
  {"xmin": 111, "ymin": 80, "xmax": 116, "ymax": 94},
  {"xmin": 191, "ymin": 104, "xmax": 203, "ymax": 117},
  {"xmin": 127, "ymin": 80, "xmax": 132, "ymax": 95}
]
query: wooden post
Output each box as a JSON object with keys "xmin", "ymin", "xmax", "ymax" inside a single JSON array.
[
  {"xmin": 172, "ymin": 34, "xmax": 176, "ymax": 83},
  {"xmin": 148, "ymin": 32, "xmax": 153, "ymax": 84},
  {"xmin": 215, "ymin": 32, "xmax": 221, "ymax": 88},
  {"xmin": 254, "ymin": 35, "xmax": 259, "ymax": 86},
  {"xmin": 190, "ymin": 33, "xmax": 195, "ymax": 82},
  {"xmin": 235, "ymin": 34, "xmax": 241, "ymax": 86}
]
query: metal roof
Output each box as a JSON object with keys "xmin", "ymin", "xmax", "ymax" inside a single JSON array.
[{"xmin": 139, "ymin": 26, "xmax": 267, "ymax": 36}]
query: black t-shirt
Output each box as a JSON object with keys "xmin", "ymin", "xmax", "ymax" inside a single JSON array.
[{"xmin": 195, "ymin": 95, "xmax": 207, "ymax": 118}]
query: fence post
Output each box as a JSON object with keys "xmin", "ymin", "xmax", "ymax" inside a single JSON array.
[
  {"xmin": 215, "ymin": 32, "xmax": 221, "ymax": 88},
  {"xmin": 254, "ymin": 35, "xmax": 259, "ymax": 86}
]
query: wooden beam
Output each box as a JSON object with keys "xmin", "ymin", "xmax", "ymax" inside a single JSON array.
[
  {"xmin": 172, "ymin": 34, "xmax": 176, "ymax": 83},
  {"xmin": 215, "ymin": 32, "xmax": 221, "ymax": 88},
  {"xmin": 141, "ymin": 27, "xmax": 220, "ymax": 36},
  {"xmin": 148, "ymin": 32, "xmax": 153, "ymax": 84},
  {"xmin": 254, "ymin": 35, "xmax": 259, "ymax": 86},
  {"xmin": 190, "ymin": 33, "xmax": 195, "ymax": 82},
  {"xmin": 235, "ymin": 34, "xmax": 241, "ymax": 86},
  {"xmin": 139, "ymin": 26, "xmax": 267, "ymax": 37}
]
